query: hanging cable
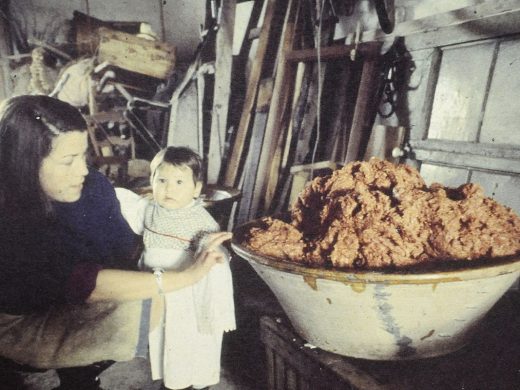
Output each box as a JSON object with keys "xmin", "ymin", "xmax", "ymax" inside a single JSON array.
[{"xmin": 310, "ymin": 0, "xmax": 326, "ymax": 179}]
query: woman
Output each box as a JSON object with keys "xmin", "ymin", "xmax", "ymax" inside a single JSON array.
[{"xmin": 0, "ymin": 95, "xmax": 231, "ymax": 389}]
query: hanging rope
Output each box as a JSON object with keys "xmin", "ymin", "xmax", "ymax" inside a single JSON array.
[
  {"xmin": 310, "ymin": 0, "xmax": 326, "ymax": 179},
  {"xmin": 29, "ymin": 47, "xmax": 56, "ymax": 94}
]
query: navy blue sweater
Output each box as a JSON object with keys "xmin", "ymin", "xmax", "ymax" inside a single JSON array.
[{"xmin": 0, "ymin": 170, "xmax": 140, "ymax": 315}]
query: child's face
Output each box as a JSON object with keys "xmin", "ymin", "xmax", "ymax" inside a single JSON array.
[{"xmin": 152, "ymin": 163, "xmax": 202, "ymax": 209}]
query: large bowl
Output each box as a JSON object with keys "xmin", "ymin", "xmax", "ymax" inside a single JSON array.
[{"xmin": 231, "ymin": 220, "xmax": 520, "ymax": 360}]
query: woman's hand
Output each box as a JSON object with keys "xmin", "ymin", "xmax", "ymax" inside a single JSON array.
[{"xmin": 89, "ymin": 232, "xmax": 233, "ymax": 302}]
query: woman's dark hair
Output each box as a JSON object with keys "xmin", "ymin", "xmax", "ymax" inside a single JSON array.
[
  {"xmin": 0, "ymin": 95, "xmax": 87, "ymax": 218},
  {"xmin": 150, "ymin": 146, "xmax": 203, "ymax": 184}
]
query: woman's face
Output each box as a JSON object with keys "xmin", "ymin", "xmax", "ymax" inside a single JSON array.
[
  {"xmin": 153, "ymin": 163, "xmax": 202, "ymax": 209},
  {"xmin": 39, "ymin": 130, "xmax": 89, "ymax": 203}
]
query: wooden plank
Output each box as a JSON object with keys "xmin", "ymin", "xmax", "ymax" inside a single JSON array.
[
  {"xmin": 412, "ymin": 149, "xmax": 520, "ymax": 175},
  {"xmin": 393, "ymin": 0, "xmax": 520, "ymax": 38},
  {"xmin": 363, "ymin": 125, "xmax": 406, "ymax": 164},
  {"xmin": 72, "ymin": 11, "xmax": 142, "ymax": 56},
  {"xmin": 266, "ymin": 348, "xmax": 276, "ymax": 390},
  {"xmin": 207, "ymin": 0, "xmax": 236, "ymax": 184},
  {"xmin": 167, "ymin": 58, "xmax": 200, "ymax": 146},
  {"xmin": 410, "ymin": 48, "xmax": 442, "ymax": 141},
  {"xmin": 274, "ymin": 354, "xmax": 286, "ymax": 390},
  {"xmin": 269, "ymin": 44, "xmax": 381, "ymax": 212},
  {"xmin": 286, "ymin": 366, "xmax": 298, "ymax": 390},
  {"xmin": 255, "ymin": 0, "xmax": 300, "ymax": 211},
  {"xmin": 281, "ymin": 62, "xmax": 305, "ymax": 169},
  {"xmin": 324, "ymin": 59, "xmax": 352, "ymax": 163},
  {"xmin": 289, "ymin": 160, "xmax": 340, "ymax": 174},
  {"xmin": 285, "ymin": 42, "xmax": 382, "ymax": 62},
  {"xmin": 288, "ymin": 171, "xmax": 308, "ymax": 207},
  {"xmin": 86, "ymin": 124, "xmax": 102, "ymax": 157},
  {"xmin": 97, "ymin": 27, "xmax": 176, "ymax": 79},
  {"xmin": 288, "ymin": 161, "xmax": 340, "ymax": 207},
  {"xmin": 428, "ymin": 41, "xmax": 495, "ymax": 142},
  {"xmin": 409, "ymin": 139, "xmax": 520, "ymax": 174},
  {"xmin": 471, "ymin": 171, "xmax": 520, "ymax": 213},
  {"xmin": 260, "ymin": 316, "xmax": 391, "ymax": 390},
  {"xmin": 299, "ymin": 376, "xmax": 311, "ymax": 390},
  {"xmin": 236, "ymin": 78, "xmax": 273, "ymax": 225},
  {"xmin": 0, "ymin": 5, "xmax": 13, "ymax": 99},
  {"xmin": 294, "ymin": 64, "xmax": 323, "ymax": 165},
  {"xmin": 403, "ymin": 9, "xmax": 520, "ymax": 51},
  {"xmin": 344, "ymin": 45, "xmax": 383, "ymax": 163},
  {"xmin": 167, "ymin": 80, "xmax": 200, "ymax": 151},
  {"xmin": 196, "ymin": 72, "xmax": 205, "ymax": 156},
  {"xmin": 360, "ymin": 0, "xmax": 520, "ymax": 50},
  {"xmin": 268, "ymin": 62, "xmax": 313, "ymax": 214},
  {"xmin": 479, "ymin": 38, "xmax": 520, "ymax": 145},
  {"xmin": 269, "ymin": 62, "xmax": 307, "ymax": 214},
  {"xmin": 223, "ymin": 0, "xmax": 283, "ymax": 187},
  {"xmin": 86, "ymin": 110, "xmax": 126, "ymax": 124},
  {"xmin": 409, "ymin": 139, "xmax": 520, "ymax": 159}
]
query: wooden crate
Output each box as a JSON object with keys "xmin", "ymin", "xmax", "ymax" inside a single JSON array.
[
  {"xmin": 260, "ymin": 316, "xmax": 388, "ymax": 390},
  {"xmin": 260, "ymin": 290, "xmax": 520, "ymax": 390},
  {"xmin": 98, "ymin": 27, "xmax": 176, "ymax": 79}
]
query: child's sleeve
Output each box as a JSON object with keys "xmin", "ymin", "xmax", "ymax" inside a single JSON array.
[{"xmin": 114, "ymin": 187, "xmax": 149, "ymax": 235}]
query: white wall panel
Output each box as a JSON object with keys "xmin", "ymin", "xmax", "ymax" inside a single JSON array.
[
  {"xmin": 162, "ymin": 0, "xmax": 205, "ymax": 64},
  {"xmin": 10, "ymin": 0, "xmax": 84, "ymax": 45},
  {"xmin": 471, "ymin": 171, "xmax": 520, "ymax": 213},
  {"xmin": 86, "ymin": 0, "xmax": 162, "ymax": 36},
  {"xmin": 428, "ymin": 42, "xmax": 495, "ymax": 141},
  {"xmin": 419, "ymin": 163, "xmax": 469, "ymax": 187},
  {"xmin": 480, "ymin": 39, "xmax": 520, "ymax": 146}
]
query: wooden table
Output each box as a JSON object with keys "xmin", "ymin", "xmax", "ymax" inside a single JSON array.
[{"xmin": 260, "ymin": 290, "xmax": 520, "ymax": 389}]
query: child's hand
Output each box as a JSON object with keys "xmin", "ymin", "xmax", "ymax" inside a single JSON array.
[
  {"xmin": 189, "ymin": 232, "xmax": 232, "ymax": 282},
  {"xmin": 202, "ymin": 232, "xmax": 233, "ymax": 259}
]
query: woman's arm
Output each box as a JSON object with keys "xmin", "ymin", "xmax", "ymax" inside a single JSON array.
[{"xmin": 87, "ymin": 232, "xmax": 232, "ymax": 302}]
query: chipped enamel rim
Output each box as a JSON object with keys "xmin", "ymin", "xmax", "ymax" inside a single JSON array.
[{"xmin": 231, "ymin": 220, "xmax": 520, "ymax": 285}]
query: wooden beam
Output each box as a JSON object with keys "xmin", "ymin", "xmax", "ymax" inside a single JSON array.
[
  {"xmin": 260, "ymin": 317, "xmax": 392, "ymax": 390},
  {"xmin": 207, "ymin": 0, "xmax": 236, "ymax": 184},
  {"xmin": 268, "ymin": 61, "xmax": 310, "ymax": 215},
  {"xmin": 252, "ymin": 0, "xmax": 299, "ymax": 212},
  {"xmin": 361, "ymin": 0, "xmax": 520, "ymax": 50},
  {"xmin": 411, "ymin": 149, "xmax": 520, "ymax": 175},
  {"xmin": 290, "ymin": 160, "xmax": 340, "ymax": 174},
  {"xmin": 409, "ymin": 139, "xmax": 520, "ymax": 159},
  {"xmin": 223, "ymin": 0, "xmax": 283, "ymax": 187},
  {"xmin": 236, "ymin": 78, "xmax": 274, "ymax": 225},
  {"xmin": 344, "ymin": 44, "xmax": 383, "ymax": 163},
  {"xmin": 85, "ymin": 110, "xmax": 126, "ymax": 124},
  {"xmin": 378, "ymin": 0, "xmax": 520, "ymax": 40},
  {"xmin": 285, "ymin": 42, "xmax": 382, "ymax": 63},
  {"xmin": 97, "ymin": 27, "xmax": 176, "ymax": 80}
]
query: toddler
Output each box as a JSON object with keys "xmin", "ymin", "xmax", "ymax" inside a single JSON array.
[{"xmin": 117, "ymin": 146, "xmax": 236, "ymax": 390}]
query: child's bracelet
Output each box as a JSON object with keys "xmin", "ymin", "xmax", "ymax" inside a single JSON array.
[{"xmin": 152, "ymin": 268, "xmax": 165, "ymax": 295}]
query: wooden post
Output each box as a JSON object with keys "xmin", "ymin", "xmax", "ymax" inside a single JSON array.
[
  {"xmin": 223, "ymin": 0, "xmax": 283, "ymax": 187},
  {"xmin": 236, "ymin": 78, "xmax": 274, "ymax": 225},
  {"xmin": 0, "ymin": 10, "xmax": 11, "ymax": 100},
  {"xmin": 343, "ymin": 50, "xmax": 382, "ymax": 163},
  {"xmin": 251, "ymin": 0, "xmax": 299, "ymax": 213},
  {"xmin": 207, "ymin": 0, "xmax": 236, "ymax": 184}
]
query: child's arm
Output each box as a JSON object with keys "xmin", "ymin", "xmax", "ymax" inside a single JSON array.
[{"xmin": 115, "ymin": 187, "xmax": 149, "ymax": 235}]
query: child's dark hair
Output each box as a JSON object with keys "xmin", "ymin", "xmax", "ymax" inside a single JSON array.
[{"xmin": 150, "ymin": 146, "xmax": 203, "ymax": 184}]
